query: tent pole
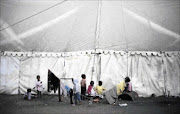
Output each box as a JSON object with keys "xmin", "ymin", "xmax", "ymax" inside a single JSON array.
[
  {"xmin": 94, "ymin": 0, "xmax": 102, "ymax": 49},
  {"xmin": 127, "ymin": 51, "xmax": 129, "ymax": 77},
  {"xmin": 58, "ymin": 79, "xmax": 61, "ymax": 102},
  {"xmin": 92, "ymin": 0, "xmax": 102, "ymax": 81},
  {"xmin": 97, "ymin": 53, "xmax": 101, "ymax": 82},
  {"xmin": 121, "ymin": 1, "xmax": 129, "ymax": 77}
]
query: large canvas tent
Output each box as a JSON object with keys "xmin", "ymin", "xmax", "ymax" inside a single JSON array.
[{"xmin": 0, "ymin": 0, "xmax": 180, "ymax": 97}]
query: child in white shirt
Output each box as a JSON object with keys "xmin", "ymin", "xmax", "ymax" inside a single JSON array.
[
  {"xmin": 72, "ymin": 78, "xmax": 81, "ymax": 105},
  {"xmin": 34, "ymin": 75, "xmax": 43, "ymax": 98}
]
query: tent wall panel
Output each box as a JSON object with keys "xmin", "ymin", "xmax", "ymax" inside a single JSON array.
[
  {"xmin": 38, "ymin": 57, "xmax": 64, "ymax": 92},
  {"xmin": 0, "ymin": 52, "xmax": 180, "ymax": 97},
  {"xmin": 19, "ymin": 57, "xmax": 39, "ymax": 94},
  {"xmin": 19, "ymin": 57, "xmax": 64, "ymax": 94},
  {"xmin": 0, "ymin": 0, "xmax": 179, "ymax": 96},
  {"xmin": 64, "ymin": 54, "xmax": 94, "ymax": 88},
  {"xmin": 129, "ymin": 54, "xmax": 164, "ymax": 97},
  {"xmin": 0, "ymin": 56, "xmax": 19, "ymax": 94},
  {"xmin": 100, "ymin": 54, "xmax": 128, "ymax": 90},
  {"xmin": 163, "ymin": 54, "xmax": 180, "ymax": 96},
  {"xmin": 101, "ymin": 53, "xmax": 169, "ymax": 97}
]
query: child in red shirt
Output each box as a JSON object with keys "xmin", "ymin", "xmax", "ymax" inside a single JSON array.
[{"xmin": 80, "ymin": 74, "xmax": 86, "ymax": 100}]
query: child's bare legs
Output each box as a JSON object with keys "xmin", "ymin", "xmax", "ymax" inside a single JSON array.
[
  {"xmin": 37, "ymin": 91, "xmax": 41, "ymax": 98},
  {"xmin": 81, "ymin": 87, "xmax": 86, "ymax": 100},
  {"xmin": 39, "ymin": 91, "xmax": 41, "ymax": 98}
]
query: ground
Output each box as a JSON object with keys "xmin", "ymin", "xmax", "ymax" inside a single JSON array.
[{"xmin": 0, "ymin": 94, "xmax": 180, "ymax": 114}]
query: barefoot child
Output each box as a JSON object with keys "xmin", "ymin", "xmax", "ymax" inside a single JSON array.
[
  {"xmin": 80, "ymin": 74, "xmax": 86, "ymax": 100},
  {"xmin": 34, "ymin": 75, "xmax": 43, "ymax": 98}
]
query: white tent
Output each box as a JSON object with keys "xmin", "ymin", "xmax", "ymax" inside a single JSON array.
[{"xmin": 0, "ymin": 0, "xmax": 180, "ymax": 97}]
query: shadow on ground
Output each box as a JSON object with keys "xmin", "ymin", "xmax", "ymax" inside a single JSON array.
[{"xmin": 0, "ymin": 94, "xmax": 180, "ymax": 114}]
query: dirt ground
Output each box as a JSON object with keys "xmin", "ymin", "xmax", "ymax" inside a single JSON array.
[{"xmin": 0, "ymin": 94, "xmax": 180, "ymax": 114}]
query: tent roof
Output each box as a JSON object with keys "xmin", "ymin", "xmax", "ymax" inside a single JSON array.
[{"xmin": 0, "ymin": 0, "xmax": 180, "ymax": 52}]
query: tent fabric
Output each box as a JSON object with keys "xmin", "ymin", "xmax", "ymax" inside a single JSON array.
[
  {"xmin": 0, "ymin": 51, "xmax": 180, "ymax": 97},
  {"xmin": 0, "ymin": 56, "xmax": 19, "ymax": 94},
  {"xmin": 163, "ymin": 54, "xmax": 180, "ymax": 96},
  {"xmin": 101, "ymin": 53, "xmax": 165, "ymax": 97},
  {"xmin": 19, "ymin": 57, "xmax": 64, "ymax": 94},
  {"xmin": 0, "ymin": 52, "xmax": 98, "ymax": 94},
  {"xmin": 0, "ymin": 0, "xmax": 179, "ymax": 52},
  {"xmin": 0, "ymin": 0, "xmax": 180, "ymax": 97},
  {"xmin": 101, "ymin": 52, "xmax": 180, "ymax": 97},
  {"xmin": 62, "ymin": 54, "xmax": 97, "ymax": 88}
]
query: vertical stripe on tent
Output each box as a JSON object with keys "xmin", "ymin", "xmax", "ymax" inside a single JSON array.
[
  {"xmin": 0, "ymin": 56, "xmax": 1, "ymax": 91},
  {"xmin": 121, "ymin": 1, "xmax": 129, "ymax": 77},
  {"xmin": 18, "ymin": 58, "xmax": 21, "ymax": 94},
  {"xmin": 29, "ymin": 57, "xmax": 32, "ymax": 89},
  {"xmin": 94, "ymin": 0, "xmax": 102, "ymax": 49},
  {"xmin": 91, "ymin": 54, "xmax": 95, "ymax": 81},
  {"xmin": 162, "ymin": 54, "xmax": 167, "ymax": 96},
  {"xmin": 6, "ymin": 57, "xmax": 8, "ymax": 90},
  {"xmin": 97, "ymin": 54, "xmax": 101, "ymax": 82},
  {"xmin": 94, "ymin": 0, "xmax": 102, "ymax": 82},
  {"xmin": 38, "ymin": 57, "xmax": 40, "ymax": 76}
]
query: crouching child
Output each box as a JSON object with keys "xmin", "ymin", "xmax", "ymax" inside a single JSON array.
[{"xmin": 24, "ymin": 89, "xmax": 34, "ymax": 100}]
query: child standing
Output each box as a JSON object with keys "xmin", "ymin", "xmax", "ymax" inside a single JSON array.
[
  {"xmin": 72, "ymin": 78, "xmax": 81, "ymax": 105},
  {"xmin": 69, "ymin": 88, "xmax": 74, "ymax": 104},
  {"xmin": 80, "ymin": 74, "xmax": 86, "ymax": 100},
  {"xmin": 34, "ymin": 75, "xmax": 43, "ymax": 98}
]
